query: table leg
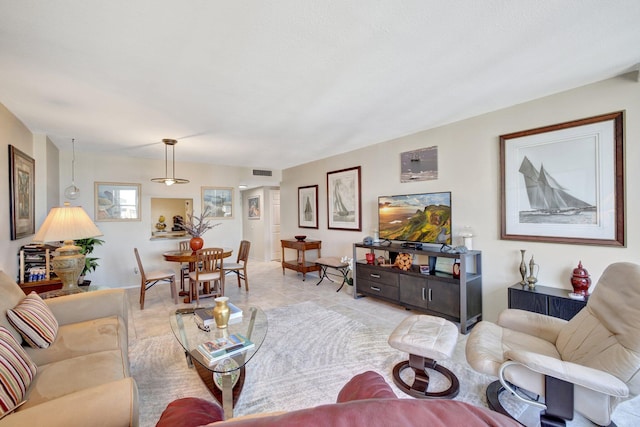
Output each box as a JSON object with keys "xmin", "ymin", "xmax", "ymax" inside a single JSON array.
[{"xmin": 221, "ymin": 372, "xmax": 234, "ymax": 419}]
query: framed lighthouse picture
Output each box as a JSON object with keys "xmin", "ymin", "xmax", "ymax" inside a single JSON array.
[
  {"xmin": 500, "ymin": 111, "xmax": 624, "ymax": 246},
  {"xmin": 327, "ymin": 166, "xmax": 361, "ymax": 231}
]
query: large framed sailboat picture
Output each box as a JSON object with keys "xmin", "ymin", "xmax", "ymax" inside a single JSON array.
[
  {"xmin": 500, "ymin": 111, "xmax": 624, "ymax": 246},
  {"xmin": 327, "ymin": 166, "xmax": 361, "ymax": 231}
]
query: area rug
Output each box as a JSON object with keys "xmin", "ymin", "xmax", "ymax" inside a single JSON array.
[{"xmin": 130, "ymin": 301, "xmax": 521, "ymax": 426}]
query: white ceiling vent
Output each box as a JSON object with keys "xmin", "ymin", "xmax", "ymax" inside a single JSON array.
[{"xmin": 253, "ymin": 169, "xmax": 272, "ymax": 177}]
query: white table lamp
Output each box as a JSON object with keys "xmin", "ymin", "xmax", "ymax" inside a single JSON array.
[{"xmin": 32, "ymin": 202, "xmax": 103, "ymax": 290}]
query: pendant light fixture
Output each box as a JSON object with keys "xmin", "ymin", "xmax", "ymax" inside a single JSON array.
[
  {"xmin": 64, "ymin": 138, "xmax": 80, "ymax": 200},
  {"xmin": 151, "ymin": 138, "xmax": 190, "ymax": 185}
]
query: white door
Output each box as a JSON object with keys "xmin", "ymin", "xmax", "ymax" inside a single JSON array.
[{"xmin": 270, "ymin": 190, "xmax": 281, "ymax": 261}]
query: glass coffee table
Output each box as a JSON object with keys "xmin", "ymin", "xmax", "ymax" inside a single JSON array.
[{"xmin": 170, "ymin": 305, "xmax": 267, "ymax": 419}]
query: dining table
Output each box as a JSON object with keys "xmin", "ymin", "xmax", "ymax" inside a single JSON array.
[{"xmin": 163, "ymin": 248, "xmax": 233, "ymax": 302}]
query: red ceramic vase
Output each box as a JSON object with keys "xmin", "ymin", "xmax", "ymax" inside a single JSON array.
[{"xmin": 189, "ymin": 236, "xmax": 204, "ymax": 252}]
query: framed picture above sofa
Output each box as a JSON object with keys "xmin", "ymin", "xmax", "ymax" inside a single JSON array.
[{"xmin": 8, "ymin": 145, "xmax": 35, "ymax": 240}]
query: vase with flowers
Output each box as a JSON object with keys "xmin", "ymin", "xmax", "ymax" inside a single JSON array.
[{"xmin": 177, "ymin": 207, "xmax": 221, "ymax": 251}]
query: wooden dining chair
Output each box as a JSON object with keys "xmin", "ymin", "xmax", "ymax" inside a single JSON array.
[
  {"xmin": 223, "ymin": 240, "xmax": 251, "ymax": 291},
  {"xmin": 134, "ymin": 248, "xmax": 178, "ymax": 309},
  {"xmin": 178, "ymin": 240, "xmax": 190, "ymax": 293},
  {"xmin": 188, "ymin": 247, "xmax": 225, "ymax": 304}
]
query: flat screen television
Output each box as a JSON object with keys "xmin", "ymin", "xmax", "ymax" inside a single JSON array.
[{"xmin": 378, "ymin": 191, "xmax": 452, "ymax": 245}]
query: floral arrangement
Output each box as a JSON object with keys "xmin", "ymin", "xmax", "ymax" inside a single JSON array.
[{"xmin": 178, "ymin": 207, "xmax": 221, "ymax": 237}]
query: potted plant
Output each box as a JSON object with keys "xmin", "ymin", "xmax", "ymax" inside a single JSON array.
[
  {"xmin": 177, "ymin": 207, "xmax": 221, "ymax": 251},
  {"xmin": 76, "ymin": 237, "xmax": 105, "ymax": 285}
]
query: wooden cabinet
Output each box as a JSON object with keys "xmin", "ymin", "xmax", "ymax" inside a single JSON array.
[
  {"xmin": 356, "ymin": 264, "xmax": 399, "ymax": 300},
  {"xmin": 353, "ymin": 243, "xmax": 482, "ymax": 334},
  {"xmin": 508, "ymin": 284, "xmax": 587, "ymax": 321},
  {"xmin": 281, "ymin": 239, "xmax": 321, "ymax": 280},
  {"xmin": 19, "ymin": 278, "xmax": 63, "ymax": 295}
]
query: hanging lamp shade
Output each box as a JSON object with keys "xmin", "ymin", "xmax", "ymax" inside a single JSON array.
[{"xmin": 151, "ymin": 138, "xmax": 190, "ymax": 185}]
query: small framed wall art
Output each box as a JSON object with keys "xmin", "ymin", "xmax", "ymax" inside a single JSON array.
[
  {"xmin": 298, "ymin": 185, "xmax": 318, "ymax": 229},
  {"xmin": 400, "ymin": 146, "xmax": 438, "ymax": 183},
  {"xmin": 8, "ymin": 145, "xmax": 35, "ymax": 240},
  {"xmin": 202, "ymin": 187, "xmax": 234, "ymax": 219},
  {"xmin": 247, "ymin": 195, "xmax": 260, "ymax": 220},
  {"xmin": 327, "ymin": 166, "xmax": 361, "ymax": 231},
  {"xmin": 94, "ymin": 182, "xmax": 141, "ymax": 222}
]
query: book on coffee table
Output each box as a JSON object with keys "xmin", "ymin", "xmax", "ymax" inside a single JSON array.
[
  {"xmin": 197, "ymin": 333, "xmax": 255, "ymax": 366},
  {"xmin": 194, "ymin": 303, "xmax": 243, "ymax": 328}
]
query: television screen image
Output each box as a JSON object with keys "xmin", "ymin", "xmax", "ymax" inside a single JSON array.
[{"xmin": 378, "ymin": 192, "xmax": 451, "ymax": 245}]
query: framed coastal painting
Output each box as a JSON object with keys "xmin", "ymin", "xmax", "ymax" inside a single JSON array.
[
  {"xmin": 94, "ymin": 182, "xmax": 141, "ymax": 222},
  {"xmin": 8, "ymin": 145, "xmax": 35, "ymax": 240},
  {"xmin": 247, "ymin": 195, "xmax": 260, "ymax": 220},
  {"xmin": 298, "ymin": 185, "xmax": 318, "ymax": 229},
  {"xmin": 400, "ymin": 146, "xmax": 438, "ymax": 183},
  {"xmin": 327, "ymin": 166, "xmax": 361, "ymax": 231},
  {"xmin": 500, "ymin": 111, "xmax": 624, "ymax": 246},
  {"xmin": 202, "ymin": 187, "xmax": 233, "ymax": 219}
]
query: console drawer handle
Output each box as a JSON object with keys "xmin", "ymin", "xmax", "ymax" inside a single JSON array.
[
  {"xmin": 422, "ymin": 288, "xmax": 426, "ymax": 300},
  {"xmin": 428, "ymin": 288, "xmax": 433, "ymax": 301},
  {"xmin": 370, "ymin": 274, "xmax": 381, "ymax": 279},
  {"xmin": 371, "ymin": 286, "xmax": 381, "ymax": 292}
]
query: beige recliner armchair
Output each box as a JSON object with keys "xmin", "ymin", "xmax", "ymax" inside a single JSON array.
[{"xmin": 466, "ymin": 262, "xmax": 640, "ymax": 426}]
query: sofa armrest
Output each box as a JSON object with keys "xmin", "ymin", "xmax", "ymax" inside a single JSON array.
[
  {"xmin": 504, "ymin": 349, "xmax": 629, "ymax": 397},
  {"xmin": 0, "ymin": 377, "xmax": 138, "ymax": 427},
  {"xmin": 336, "ymin": 371, "xmax": 396, "ymax": 402},
  {"xmin": 498, "ymin": 309, "xmax": 567, "ymax": 343},
  {"xmin": 45, "ymin": 289, "xmax": 129, "ymax": 327}
]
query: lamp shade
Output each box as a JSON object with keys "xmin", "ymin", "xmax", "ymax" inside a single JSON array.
[{"xmin": 33, "ymin": 202, "xmax": 103, "ymax": 243}]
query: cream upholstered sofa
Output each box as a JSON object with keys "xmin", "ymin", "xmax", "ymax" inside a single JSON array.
[{"xmin": 0, "ymin": 271, "xmax": 138, "ymax": 426}]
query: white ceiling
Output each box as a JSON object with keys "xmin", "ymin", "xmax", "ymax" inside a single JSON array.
[{"xmin": 1, "ymin": 1, "xmax": 639, "ymax": 170}]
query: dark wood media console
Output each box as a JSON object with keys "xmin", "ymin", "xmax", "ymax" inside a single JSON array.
[{"xmin": 352, "ymin": 243, "xmax": 482, "ymax": 334}]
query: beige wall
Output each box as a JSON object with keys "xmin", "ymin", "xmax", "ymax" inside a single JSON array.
[
  {"xmin": 282, "ymin": 74, "xmax": 639, "ymax": 322},
  {"xmin": 0, "ymin": 105, "xmax": 57, "ymax": 279},
  {"xmin": 55, "ymin": 150, "xmax": 280, "ymax": 287},
  {"xmin": 241, "ymin": 186, "xmax": 281, "ymax": 261}
]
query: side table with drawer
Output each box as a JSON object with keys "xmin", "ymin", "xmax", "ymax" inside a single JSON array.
[{"xmin": 508, "ymin": 283, "xmax": 587, "ymax": 321}]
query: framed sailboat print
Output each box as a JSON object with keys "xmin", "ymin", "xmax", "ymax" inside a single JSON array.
[
  {"xmin": 327, "ymin": 166, "xmax": 361, "ymax": 231},
  {"xmin": 500, "ymin": 111, "xmax": 624, "ymax": 246},
  {"xmin": 298, "ymin": 185, "xmax": 318, "ymax": 229}
]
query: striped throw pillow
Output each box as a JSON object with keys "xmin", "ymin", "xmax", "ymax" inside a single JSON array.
[
  {"xmin": 7, "ymin": 292, "xmax": 58, "ymax": 348},
  {"xmin": 0, "ymin": 326, "xmax": 37, "ymax": 418}
]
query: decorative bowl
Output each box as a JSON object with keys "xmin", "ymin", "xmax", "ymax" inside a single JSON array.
[{"xmin": 294, "ymin": 235, "xmax": 306, "ymax": 241}]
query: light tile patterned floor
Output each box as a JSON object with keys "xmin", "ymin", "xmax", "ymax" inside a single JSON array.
[{"xmin": 126, "ymin": 259, "xmax": 640, "ymax": 427}]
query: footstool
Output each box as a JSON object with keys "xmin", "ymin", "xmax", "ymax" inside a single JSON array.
[
  {"xmin": 315, "ymin": 257, "xmax": 350, "ymax": 292},
  {"xmin": 388, "ymin": 315, "xmax": 460, "ymax": 399}
]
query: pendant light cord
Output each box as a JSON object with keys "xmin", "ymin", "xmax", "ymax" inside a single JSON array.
[{"xmin": 71, "ymin": 138, "xmax": 76, "ymax": 184}]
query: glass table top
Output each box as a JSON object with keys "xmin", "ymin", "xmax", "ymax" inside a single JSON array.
[{"xmin": 169, "ymin": 304, "xmax": 267, "ymax": 374}]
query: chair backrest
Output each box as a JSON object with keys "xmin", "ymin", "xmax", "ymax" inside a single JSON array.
[
  {"xmin": 195, "ymin": 248, "xmax": 224, "ymax": 278},
  {"xmin": 179, "ymin": 240, "xmax": 190, "ymax": 252},
  {"xmin": 556, "ymin": 262, "xmax": 640, "ymax": 396},
  {"xmin": 237, "ymin": 240, "xmax": 251, "ymax": 263},
  {"xmin": 133, "ymin": 248, "xmax": 147, "ymax": 281}
]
